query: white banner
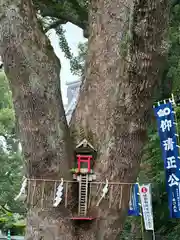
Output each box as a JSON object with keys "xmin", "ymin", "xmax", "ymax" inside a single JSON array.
[{"xmin": 139, "ymin": 184, "xmax": 154, "ymax": 230}]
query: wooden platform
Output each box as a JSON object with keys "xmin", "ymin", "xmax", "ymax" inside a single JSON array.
[{"xmin": 70, "ymin": 217, "xmax": 95, "ymax": 220}]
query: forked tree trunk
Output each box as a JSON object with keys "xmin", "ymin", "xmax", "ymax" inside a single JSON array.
[{"xmin": 0, "ymin": 0, "xmax": 169, "ymax": 240}]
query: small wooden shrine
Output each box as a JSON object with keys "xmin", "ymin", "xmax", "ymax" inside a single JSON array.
[
  {"xmin": 16, "ymin": 139, "xmax": 132, "ymax": 221},
  {"xmin": 70, "ymin": 139, "xmax": 97, "ymax": 219},
  {"xmin": 72, "ymin": 139, "xmax": 96, "ymax": 178}
]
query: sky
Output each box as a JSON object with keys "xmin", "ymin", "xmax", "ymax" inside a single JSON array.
[{"xmin": 48, "ymin": 23, "xmax": 86, "ymax": 105}]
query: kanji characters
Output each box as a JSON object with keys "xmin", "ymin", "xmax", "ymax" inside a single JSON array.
[
  {"xmin": 163, "ymin": 138, "xmax": 174, "ymax": 151},
  {"xmin": 155, "ymin": 103, "xmax": 180, "ymax": 216},
  {"xmin": 172, "ymin": 197, "xmax": 178, "ymax": 212},
  {"xmin": 166, "ymin": 156, "xmax": 177, "ymax": 169},
  {"xmin": 168, "ymin": 173, "xmax": 179, "ymax": 187},
  {"xmin": 160, "ymin": 119, "xmax": 172, "ymax": 132}
]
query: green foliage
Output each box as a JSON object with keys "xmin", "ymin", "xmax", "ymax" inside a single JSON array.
[
  {"xmin": 167, "ymin": 4, "xmax": 180, "ymax": 96},
  {"xmin": 0, "ymin": 72, "xmax": 12, "ymax": 108},
  {"xmin": 34, "ymin": 0, "xmax": 88, "ymax": 32},
  {"xmin": 56, "ymin": 26, "xmax": 73, "ymax": 60},
  {"xmin": 55, "ymin": 25, "xmax": 85, "ymax": 76},
  {"xmin": 70, "ymin": 42, "xmax": 87, "ymax": 76},
  {"xmin": 0, "ymin": 71, "xmax": 24, "ymax": 232},
  {"xmin": 0, "ymin": 72, "xmax": 15, "ymax": 136},
  {"xmin": 0, "ymin": 212, "xmax": 25, "ymax": 234}
]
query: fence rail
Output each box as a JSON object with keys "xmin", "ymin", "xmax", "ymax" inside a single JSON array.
[{"xmin": 0, "ymin": 236, "xmax": 24, "ymax": 240}]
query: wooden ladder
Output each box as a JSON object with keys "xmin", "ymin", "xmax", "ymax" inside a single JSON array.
[{"xmin": 78, "ymin": 175, "xmax": 88, "ymax": 216}]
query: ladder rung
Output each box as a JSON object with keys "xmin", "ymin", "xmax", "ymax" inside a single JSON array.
[{"xmin": 78, "ymin": 175, "xmax": 88, "ymax": 216}]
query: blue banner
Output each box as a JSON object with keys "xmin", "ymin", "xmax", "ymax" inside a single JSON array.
[
  {"xmin": 128, "ymin": 183, "xmax": 140, "ymax": 216},
  {"xmin": 154, "ymin": 102, "xmax": 180, "ymax": 218}
]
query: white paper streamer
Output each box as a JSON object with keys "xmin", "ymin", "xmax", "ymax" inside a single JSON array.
[
  {"xmin": 53, "ymin": 178, "xmax": 64, "ymax": 207},
  {"xmin": 96, "ymin": 179, "xmax": 109, "ymax": 206},
  {"xmin": 14, "ymin": 177, "xmax": 27, "ymax": 201}
]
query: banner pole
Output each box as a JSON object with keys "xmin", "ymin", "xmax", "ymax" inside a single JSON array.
[
  {"xmin": 153, "ymin": 93, "xmax": 176, "ymax": 107},
  {"xmin": 171, "ymin": 93, "xmax": 176, "ymax": 106},
  {"xmin": 152, "ymin": 228, "xmax": 156, "ymax": 240},
  {"xmin": 140, "ymin": 213, "xmax": 144, "ymax": 240},
  {"xmin": 173, "ymin": 100, "xmax": 180, "ymax": 155},
  {"xmin": 138, "ymin": 183, "xmax": 144, "ymax": 240},
  {"xmin": 150, "ymin": 183, "xmax": 155, "ymax": 240},
  {"xmin": 7, "ymin": 230, "xmax": 11, "ymax": 240}
]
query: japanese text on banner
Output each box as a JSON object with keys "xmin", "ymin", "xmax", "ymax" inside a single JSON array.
[
  {"xmin": 154, "ymin": 102, "xmax": 180, "ymax": 218},
  {"xmin": 139, "ymin": 184, "xmax": 154, "ymax": 230}
]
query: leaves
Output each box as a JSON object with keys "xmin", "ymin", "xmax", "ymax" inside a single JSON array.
[
  {"xmin": 0, "ymin": 72, "xmax": 24, "ymax": 232},
  {"xmin": 55, "ymin": 25, "xmax": 87, "ymax": 76},
  {"xmin": 33, "ymin": 0, "xmax": 88, "ymax": 35}
]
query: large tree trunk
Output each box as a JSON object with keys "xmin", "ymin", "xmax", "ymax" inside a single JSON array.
[
  {"xmin": 0, "ymin": 0, "xmax": 169, "ymax": 240},
  {"xmin": 71, "ymin": 0, "xmax": 169, "ymax": 239},
  {"xmin": 0, "ymin": 1, "xmax": 75, "ymax": 239}
]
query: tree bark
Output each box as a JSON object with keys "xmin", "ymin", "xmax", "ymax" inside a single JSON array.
[
  {"xmin": 71, "ymin": 0, "xmax": 169, "ymax": 239},
  {"xmin": 0, "ymin": 0, "xmax": 169, "ymax": 240},
  {"xmin": 0, "ymin": 0, "xmax": 74, "ymax": 239}
]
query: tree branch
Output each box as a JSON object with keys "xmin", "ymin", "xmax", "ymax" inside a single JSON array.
[
  {"xmin": 33, "ymin": 1, "xmax": 88, "ymax": 37},
  {"xmin": 41, "ymin": 7, "xmax": 87, "ymax": 32},
  {"xmin": 44, "ymin": 19, "xmax": 67, "ymax": 32}
]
